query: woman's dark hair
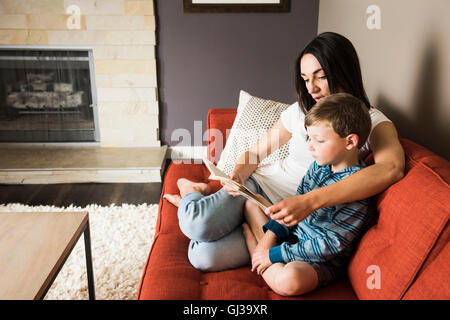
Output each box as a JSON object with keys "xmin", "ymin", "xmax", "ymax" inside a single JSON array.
[{"xmin": 295, "ymin": 32, "xmax": 371, "ymax": 114}]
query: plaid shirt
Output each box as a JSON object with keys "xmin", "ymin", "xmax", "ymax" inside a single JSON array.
[{"xmin": 264, "ymin": 160, "xmax": 375, "ymax": 264}]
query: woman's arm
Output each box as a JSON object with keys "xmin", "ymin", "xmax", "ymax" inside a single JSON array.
[
  {"xmin": 268, "ymin": 122, "xmax": 405, "ymax": 226},
  {"xmin": 224, "ymin": 118, "xmax": 292, "ymax": 194}
]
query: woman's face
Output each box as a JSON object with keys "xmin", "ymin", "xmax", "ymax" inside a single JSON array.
[{"xmin": 300, "ymin": 54, "xmax": 331, "ymax": 103}]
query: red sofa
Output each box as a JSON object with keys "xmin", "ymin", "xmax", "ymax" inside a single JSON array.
[{"xmin": 138, "ymin": 108, "xmax": 450, "ymax": 300}]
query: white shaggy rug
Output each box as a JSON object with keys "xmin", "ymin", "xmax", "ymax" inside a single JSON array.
[{"xmin": 0, "ymin": 203, "xmax": 159, "ymax": 300}]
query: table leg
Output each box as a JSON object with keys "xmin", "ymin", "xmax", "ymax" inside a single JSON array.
[{"xmin": 83, "ymin": 221, "xmax": 95, "ymax": 300}]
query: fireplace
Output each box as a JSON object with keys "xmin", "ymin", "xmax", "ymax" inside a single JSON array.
[{"xmin": 0, "ymin": 46, "xmax": 100, "ymax": 143}]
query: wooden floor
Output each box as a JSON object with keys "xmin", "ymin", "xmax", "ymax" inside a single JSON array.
[{"xmin": 0, "ymin": 183, "xmax": 162, "ymax": 207}]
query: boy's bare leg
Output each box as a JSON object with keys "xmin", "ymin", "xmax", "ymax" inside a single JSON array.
[
  {"xmin": 259, "ymin": 261, "xmax": 319, "ymax": 296},
  {"xmin": 242, "ymin": 223, "xmax": 258, "ymax": 254},
  {"xmin": 163, "ymin": 178, "xmax": 212, "ymax": 207},
  {"xmin": 244, "ymin": 196, "xmax": 270, "ymax": 241},
  {"xmin": 242, "ymin": 200, "xmax": 319, "ymax": 296},
  {"xmin": 242, "ymin": 220, "xmax": 318, "ymax": 296}
]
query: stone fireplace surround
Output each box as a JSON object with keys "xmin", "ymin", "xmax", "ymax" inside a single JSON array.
[
  {"xmin": 0, "ymin": 0, "xmax": 159, "ymax": 147},
  {"xmin": 0, "ymin": 0, "xmax": 165, "ymax": 183}
]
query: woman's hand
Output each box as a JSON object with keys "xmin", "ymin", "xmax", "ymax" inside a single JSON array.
[
  {"xmin": 223, "ymin": 118, "xmax": 292, "ymax": 197},
  {"xmin": 222, "ymin": 168, "xmax": 248, "ymax": 197},
  {"xmin": 265, "ymin": 193, "xmax": 316, "ymax": 227}
]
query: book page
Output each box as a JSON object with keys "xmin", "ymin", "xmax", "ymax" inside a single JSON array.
[{"xmin": 203, "ymin": 158, "xmax": 268, "ymax": 211}]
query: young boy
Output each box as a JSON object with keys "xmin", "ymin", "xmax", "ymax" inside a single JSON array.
[{"xmin": 242, "ymin": 93, "xmax": 375, "ymax": 296}]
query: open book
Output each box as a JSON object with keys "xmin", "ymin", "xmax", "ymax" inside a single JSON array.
[{"xmin": 203, "ymin": 158, "xmax": 268, "ymax": 211}]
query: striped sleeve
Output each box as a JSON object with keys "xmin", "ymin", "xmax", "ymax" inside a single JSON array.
[
  {"xmin": 269, "ymin": 200, "xmax": 372, "ymax": 264},
  {"xmin": 269, "ymin": 235, "xmax": 342, "ymax": 264},
  {"xmin": 263, "ymin": 219, "xmax": 290, "ymax": 240}
]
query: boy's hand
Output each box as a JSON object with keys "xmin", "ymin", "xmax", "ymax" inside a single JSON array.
[
  {"xmin": 250, "ymin": 230, "xmax": 276, "ymax": 275},
  {"xmin": 251, "ymin": 247, "xmax": 272, "ymax": 275}
]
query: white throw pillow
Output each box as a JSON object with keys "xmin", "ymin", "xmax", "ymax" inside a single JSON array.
[{"xmin": 217, "ymin": 90, "xmax": 291, "ymax": 175}]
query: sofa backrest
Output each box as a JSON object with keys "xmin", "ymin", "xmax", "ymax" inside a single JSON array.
[{"xmin": 206, "ymin": 108, "xmax": 237, "ymax": 164}]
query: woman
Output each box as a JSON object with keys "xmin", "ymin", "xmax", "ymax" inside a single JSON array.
[{"xmin": 164, "ymin": 32, "xmax": 405, "ymax": 278}]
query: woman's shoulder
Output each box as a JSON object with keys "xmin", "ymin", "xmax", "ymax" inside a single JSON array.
[
  {"xmin": 282, "ymin": 101, "xmax": 304, "ymax": 118},
  {"xmin": 279, "ymin": 102, "xmax": 305, "ymax": 134},
  {"xmin": 368, "ymin": 106, "xmax": 392, "ymax": 129},
  {"xmin": 368, "ymin": 106, "xmax": 389, "ymax": 117}
]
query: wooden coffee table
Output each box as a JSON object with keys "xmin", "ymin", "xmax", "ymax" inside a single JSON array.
[{"xmin": 0, "ymin": 211, "xmax": 95, "ymax": 300}]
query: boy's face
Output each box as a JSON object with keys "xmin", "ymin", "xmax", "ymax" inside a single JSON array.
[{"xmin": 306, "ymin": 121, "xmax": 349, "ymax": 167}]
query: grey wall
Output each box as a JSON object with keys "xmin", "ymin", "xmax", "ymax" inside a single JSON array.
[
  {"xmin": 318, "ymin": 0, "xmax": 450, "ymax": 160},
  {"xmin": 156, "ymin": 0, "xmax": 319, "ymax": 146}
]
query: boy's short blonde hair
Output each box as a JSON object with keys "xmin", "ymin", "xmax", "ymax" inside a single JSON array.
[{"xmin": 305, "ymin": 93, "xmax": 371, "ymax": 148}]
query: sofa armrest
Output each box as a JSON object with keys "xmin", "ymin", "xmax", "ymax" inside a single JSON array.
[{"xmin": 206, "ymin": 108, "xmax": 237, "ymax": 164}]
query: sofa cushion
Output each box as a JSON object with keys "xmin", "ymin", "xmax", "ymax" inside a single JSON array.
[
  {"xmin": 348, "ymin": 138, "xmax": 450, "ymax": 300},
  {"xmin": 214, "ymin": 90, "xmax": 291, "ymax": 175},
  {"xmin": 403, "ymin": 224, "xmax": 449, "ymax": 300}
]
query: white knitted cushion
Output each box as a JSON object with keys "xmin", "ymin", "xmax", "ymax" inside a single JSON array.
[{"xmin": 217, "ymin": 90, "xmax": 291, "ymax": 175}]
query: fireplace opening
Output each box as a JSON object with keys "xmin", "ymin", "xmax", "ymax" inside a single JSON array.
[{"xmin": 0, "ymin": 47, "xmax": 99, "ymax": 143}]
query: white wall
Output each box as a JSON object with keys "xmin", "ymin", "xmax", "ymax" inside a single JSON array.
[{"xmin": 318, "ymin": 0, "xmax": 450, "ymax": 159}]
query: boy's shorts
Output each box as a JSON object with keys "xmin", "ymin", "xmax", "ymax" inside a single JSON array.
[
  {"xmin": 281, "ymin": 234, "xmax": 348, "ymax": 288},
  {"xmin": 308, "ymin": 259, "xmax": 347, "ymax": 288}
]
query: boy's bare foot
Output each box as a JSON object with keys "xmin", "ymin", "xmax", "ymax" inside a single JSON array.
[
  {"xmin": 163, "ymin": 194, "xmax": 182, "ymax": 207},
  {"xmin": 242, "ymin": 223, "xmax": 258, "ymax": 255},
  {"xmin": 177, "ymin": 178, "xmax": 211, "ymax": 197}
]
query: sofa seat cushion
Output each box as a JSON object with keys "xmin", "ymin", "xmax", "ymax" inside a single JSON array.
[
  {"xmin": 348, "ymin": 138, "xmax": 450, "ymax": 300},
  {"xmin": 138, "ymin": 162, "xmax": 357, "ymax": 300}
]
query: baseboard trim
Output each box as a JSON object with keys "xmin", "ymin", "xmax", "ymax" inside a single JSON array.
[{"xmin": 167, "ymin": 146, "xmax": 206, "ymax": 160}]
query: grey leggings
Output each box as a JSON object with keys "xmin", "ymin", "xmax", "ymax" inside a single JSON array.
[{"xmin": 177, "ymin": 176, "xmax": 271, "ymax": 272}]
